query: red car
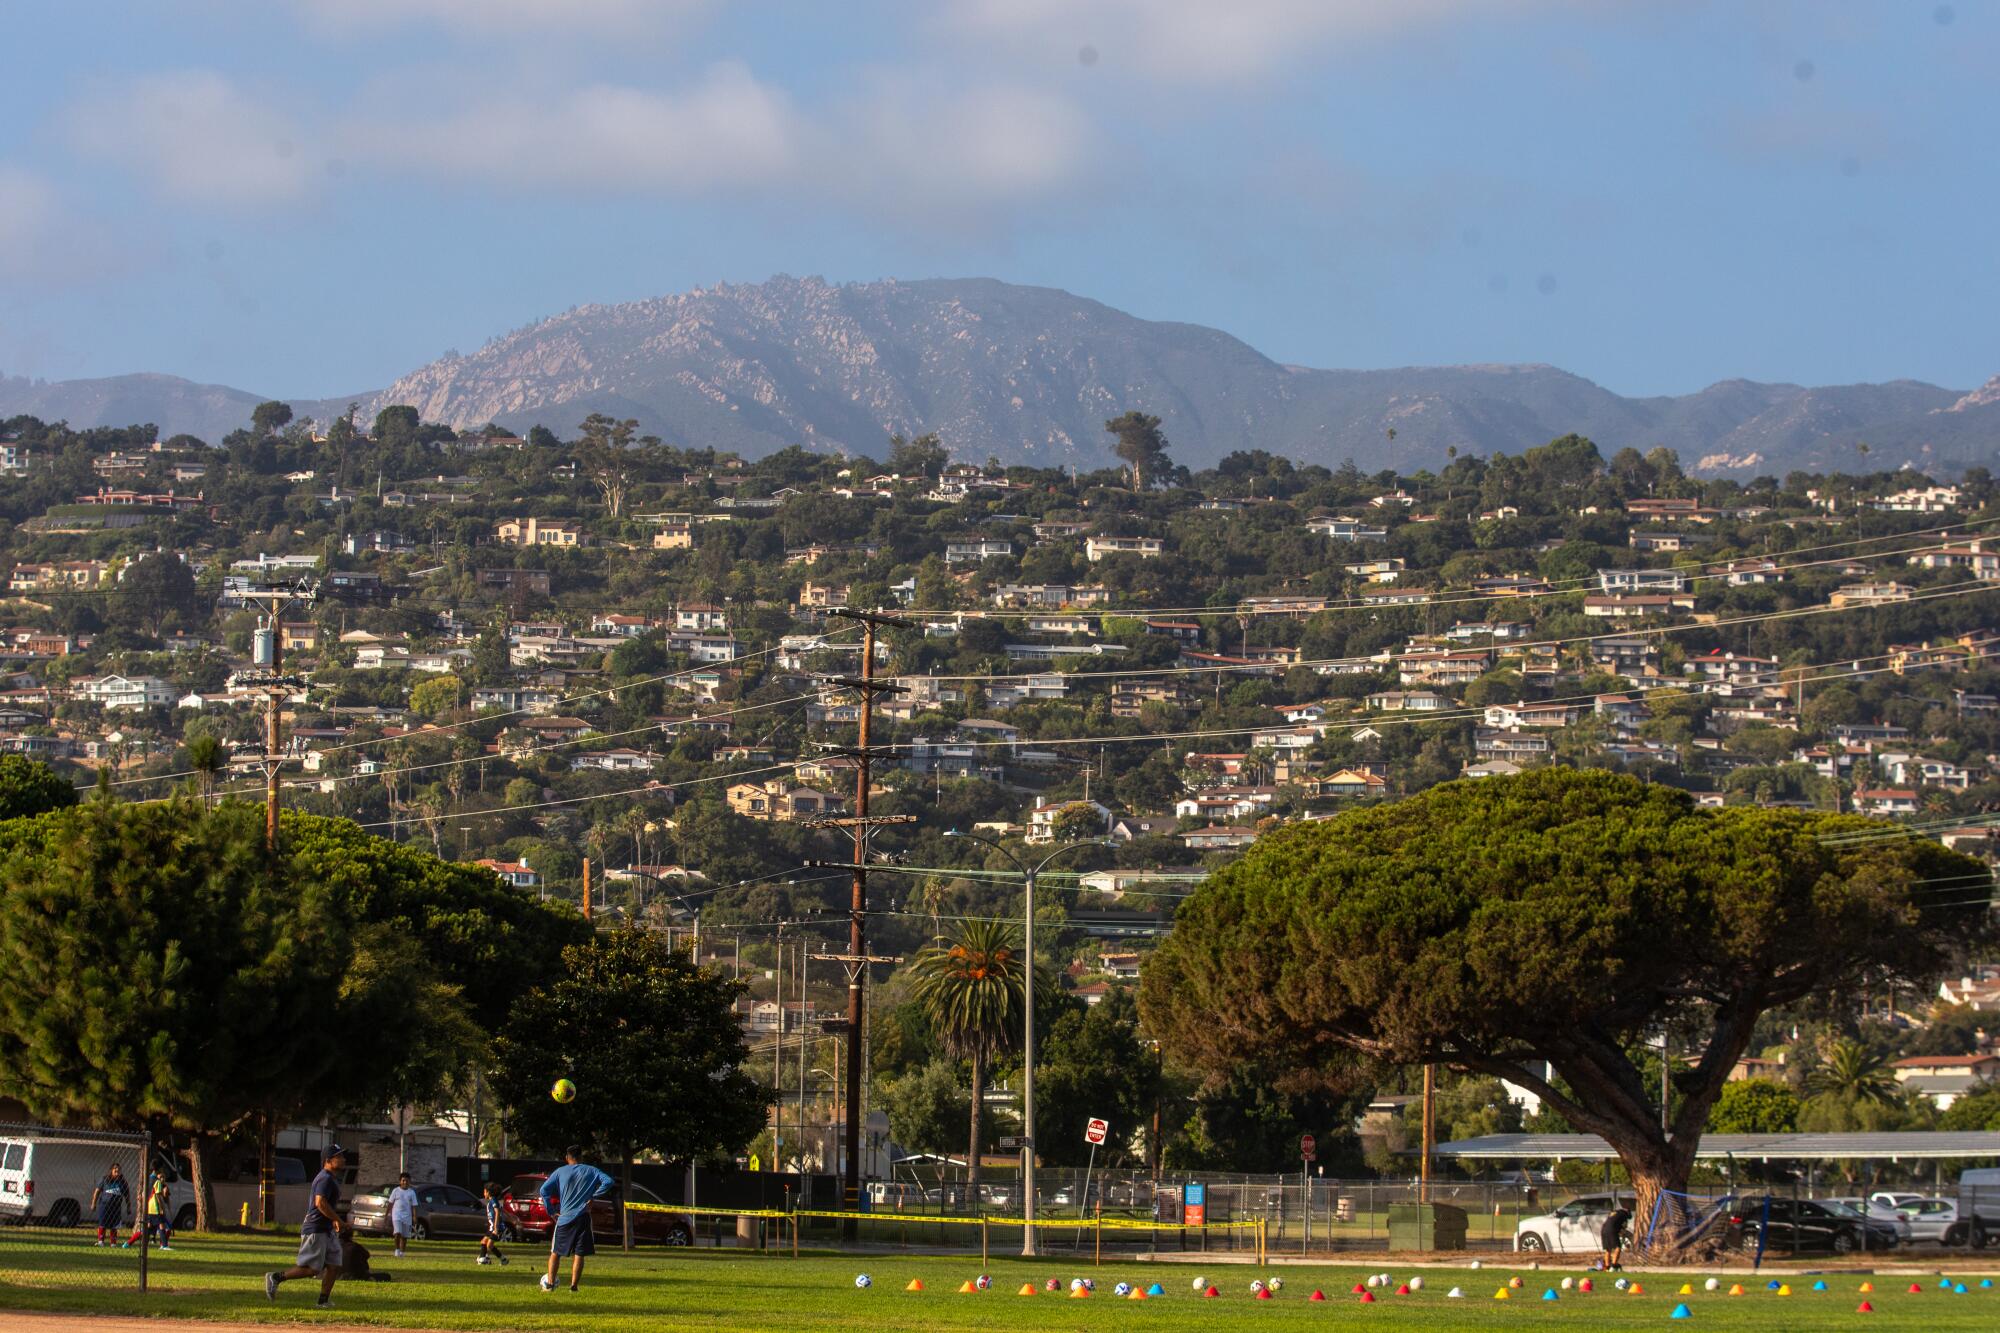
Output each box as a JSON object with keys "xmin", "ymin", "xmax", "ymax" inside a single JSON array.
[{"xmin": 500, "ymin": 1173, "xmax": 695, "ymax": 1246}]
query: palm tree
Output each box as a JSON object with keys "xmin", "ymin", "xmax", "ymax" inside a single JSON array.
[
  {"xmin": 185, "ymin": 733, "xmax": 225, "ymax": 807},
  {"xmin": 1807, "ymin": 1038, "xmax": 1897, "ymax": 1105},
  {"xmin": 907, "ymin": 919, "xmax": 1026, "ymax": 1208},
  {"xmin": 917, "ymin": 876, "xmax": 949, "ymax": 941}
]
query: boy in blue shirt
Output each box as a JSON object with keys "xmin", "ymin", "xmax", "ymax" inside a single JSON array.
[{"xmin": 538, "ymin": 1145, "xmax": 614, "ymax": 1294}]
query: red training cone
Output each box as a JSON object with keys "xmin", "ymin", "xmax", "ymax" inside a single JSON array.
[
  {"xmin": 1360, "ymin": 1291, "xmax": 1376, "ymax": 1304},
  {"xmin": 1205, "ymin": 1285, "xmax": 1220, "ymax": 1299},
  {"xmin": 1256, "ymin": 1288, "xmax": 1273, "ymax": 1301},
  {"xmin": 1352, "ymin": 1283, "xmax": 1368, "ymax": 1294},
  {"xmin": 1309, "ymin": 1290, "xmax": 1326, "ymax": 1302},
  {"xmin": 1396, "ymin": 1283, "xmax": 1411, "ymax": 1295},
  {"xmin": 1858, "ymin": 1301, "xmax": 1874, "ymax": 1313},
  {"xmin": 1909, "ymin": 1284, "xmax": 1923, "ymax": 1294}
]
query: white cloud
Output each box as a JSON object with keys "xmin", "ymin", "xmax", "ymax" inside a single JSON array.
[
  {"xmin": 0, "ymin": 167, "xmax": 63, "ymax": 281},
  {"xmin": 948, "ymin": 0, "xmax": 1542, "ymax": 82},
  {"xmin": 0, "ymin": 165, "xmax": 142, "ymax": 291},
  {"xmin": 829, "ymin": 81, "xmax": 1092, "ymax": 206},
  {"xmin": 288, "ymin": 0, "xmax": 707, "ymax": 37},
  {"xmin": 65, "ymin": 70, "xmax": 314, "ymax": 206},
  {"xmin": 349, "ymin": 63, "xmax": 798, "ymax": 192}
]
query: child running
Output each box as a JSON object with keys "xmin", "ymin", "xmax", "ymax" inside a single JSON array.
[{"xmin": 477, "ymin": 1182, "xmax": 510, "ymax": 1266}]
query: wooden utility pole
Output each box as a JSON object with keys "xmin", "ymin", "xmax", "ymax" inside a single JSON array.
[
  {"xmin": 238, "ymin": 579, "xmax": 315, "ymax": 1227},
  {"xmin": 1419, "ymin": 1064, "xmax": 1435, "ymax": 1204},
  {"xmin": 810, "ymin": 609, "xmax": 914, "ymax": 1216}
]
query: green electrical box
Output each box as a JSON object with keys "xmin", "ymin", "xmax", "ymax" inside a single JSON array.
[{"xmin": 1387, "ymin": 1201, "xmax": 1469, "ymax": 1251}]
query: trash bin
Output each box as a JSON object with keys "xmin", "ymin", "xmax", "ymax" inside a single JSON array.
[
  {"xmin": 1387, "ymin": 1202, "xmax": 1469, "ymax": 1251},
  {"xmin": 1335, "ymin": 1196, "xmax": 1355, "ymax": 1223}
]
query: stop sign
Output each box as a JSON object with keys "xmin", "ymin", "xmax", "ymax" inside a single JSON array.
[
  {"xmin": 1300, "ymin": 1133, "xmax": 1316, "ymax": 1160},
  {"xmin": 1085, "ymin": 1117, "xmax": 1109, "ymax": 1145}
]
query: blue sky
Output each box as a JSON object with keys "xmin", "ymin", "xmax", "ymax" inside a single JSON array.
[{"xmin": 0, "ymin": 1, "xmax": 1992, "ymax": 400}]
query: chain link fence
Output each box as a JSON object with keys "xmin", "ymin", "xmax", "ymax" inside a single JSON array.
[{"xmin": 0, "ymin": 1123, "xmax": 158, "ymax": 1295}]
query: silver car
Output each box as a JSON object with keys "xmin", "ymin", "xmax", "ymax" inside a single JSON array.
[
  {"xmin": 348, "ymin": 1182, "xmax": 489, "ymax": 1239},
  {"xmin": 1824, "ymin": 1197, "xmax": 1913, "ymax": 1245}
]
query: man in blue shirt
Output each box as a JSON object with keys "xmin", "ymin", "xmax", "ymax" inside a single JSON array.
[
  {"xmin": 538, "ymin": 1145, "xmax": 615, "ymax": 1294},
  {"xmin": 264, "ymin": 1144, "xmax": 347, "ymax": 1310}
]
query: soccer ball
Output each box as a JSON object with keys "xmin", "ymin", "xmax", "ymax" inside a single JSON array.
[
  {"xmin": 1250, "ymin": 1279, "xmax": 1266, "ymax": 1294},
  {"xmin": 1561, "ymin": 1277, "xmax": 1574, "ymax": 1291},
  {"xmin": 854, "ymin": 1274, "xmax": 871, "ymax": 1289},
  {"xmin": 1071, "ymin": 1279, "xmax": 1085, "ymax": 1292},
  {"xmin": 1044, "ymin": 1277, "xmax": 1060, "ymax": 1293},
  {"xmin": 1267, "ymin": 1277, "xmax": 1283, "ymax": 1293},
  {"xmin": 1704, "ymin": 1278, "xmax": 1719, "ymax": 1292},
  {"xmin": 1508, "ymin": 1276, "xmax": 1523, "ymax": 1289},
  {"xmin": 1470, "ymin": 1259, "xmax": 1483, "ymax": 1270},
  {"xmin": 550, "ymin": 1078, "xmax": 576, "ymax": 1103},
  {"xmin": 1408, "ymin": 1277, "xmax": 1423, "ymax": 1293},
  {"xmin": 1114, "ymin": 1283, "xmax": 1132, "ymax": 1297},
  {"xmin": 1614, "ymin": 1278, "xmax": 1628, "ymax": 1291},
  {"xmin": 975, "ymin": 1274, "xmax": 992, "ymax": 1291},
  {"xmin": 1082, "ymin": 1278, "xmax": 1095, "ymax": 1292},
  {"xmin": 1192, "ymin": 1276, "xmax": 1209, "ymax": 1291}
]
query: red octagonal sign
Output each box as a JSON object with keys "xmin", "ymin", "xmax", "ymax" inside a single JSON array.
[{"xmin": 1300, "ymin": 1133, "xmax": 1316, "ymax": 1160}]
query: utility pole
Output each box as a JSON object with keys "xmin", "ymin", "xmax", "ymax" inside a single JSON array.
[
  {"xmin": 1419, "ymin": 1064, "xmax": 1435, "ymax": 1204},
  {"xmin": 808, "ymin": 608, "xmax": 914, "ymax": 1218},
  {"xmin": 238, "ymin": 578, "xmax": 315, "ymax": 1227}
]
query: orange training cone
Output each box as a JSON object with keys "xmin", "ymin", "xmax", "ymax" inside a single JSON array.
[
  {"xmin": 958, "ymin": 1281, "xmax": 975, "ymax": 1294},
  {"xmin": 1728, "ymin": 1284, "xmax": 1745, "ymax": 1296},
  {"xmin": 1018, "ymin": 1284, "xmax": 1038, "ymax": 1297},
  {"xmin": 907, "ymin": 1279, "xmax": 924, "ymax": 1292},
  {"xmin": 1128, "ymin": 1289, "xmax": 1147, "ymax": 1301},
  {"xmin": 1070, "ymin": 1286, "xmax": 1089, "ymax": 1300},
  {"xmin": 1630, "ymin": 1282, "xmax": 1645, "ymax": 1295}
]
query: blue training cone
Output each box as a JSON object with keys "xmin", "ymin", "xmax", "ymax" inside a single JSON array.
[
  {"xmin": 1146, "ymin": 1283, "xmax": 1165, "ymax": 1297},
  {"xmin": 1940, "ymin": 1278, "xmax": 1952, "ymax": 1290},
  {"xmin": 1768, "ymin": 1280, "xmax": 1781, "ymax": 1290},
  {"xmin": 1542, "ymin": 1288, "xmax": 1559, "ymax": 1301},
  {"xmin": 1812, "ymin": 1280, "xmax": 1828, "ymax": 1292},
  {"xmin": 1984, "ymin": 1279, "xmax": 1994, "ymax": 1289},
  {"xmin": 1671, "ymin": 1303, "xmax": 1693, "ymax": 1320},
  {"xmin": 1955, "ymin": 1283, "xmax": 1968, "ymax": 1294}
]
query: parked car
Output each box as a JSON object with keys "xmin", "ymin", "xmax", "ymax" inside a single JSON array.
[
  {"xmin": 500, "ymin": 1173, "xmax": 693, "ymax": 1245},
  {"xmin": 1956, "ymin": 1168, "xmax": 2000, "ymax": 1247},
  {"xmin": 1896, "ymin": 1197, "xmax": 1975, "ymax": 1246},
  {"xmin": 1871, "ymin": 1191, "xmax": 1925, "ymax": 1212},
  {"xmin": 349, "ymin": 1181, "xmax": 490, "ymax": 1239},
  {"xmin": 1728, "ymin": 1195, "xmax": 1900, "ymax": 1255},
  {"xmin": 1514, "ymin": 1193, "xmax": 1630, "ymax": 1253},
  {"xmin": 1824, "ymin": 1197, "xmax": 1914, "ymax": 1244}
]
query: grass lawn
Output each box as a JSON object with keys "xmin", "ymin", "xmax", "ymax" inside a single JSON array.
[{"xmin": 4, "ymin": 1230, "xmax": 2000, "ymax": 1330}]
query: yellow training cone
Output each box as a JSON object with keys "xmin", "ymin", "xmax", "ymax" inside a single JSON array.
[
  {"xmin": 958, "ymin": 1281, "xmax": 976, "ymax": 1294},
  {"xmin": 1777, "ymin": 1284, "xmax": 1791, "ymax": 1296},
  {"xmin": 1018, "ymin": 1284, "xmax": 1038, "ymax": 1297},
  {"xmin": 1495, "ymin": 1288, "xmax": 1511, "ymax": 1300},
  {"xmin": 1629, "ymin": 1282, "xmax": 1645, "ymax": 1295},
  {"xmin": 907, "ymin": 1279, "xmax": 924, "ymax": 1292},
  {"xmin": 1679, "ymin": 1284, "xmax": 1694, "ymax": 1295},
  {"xmin": 1859, "ymin": 1282, "xmax": 1874, "ymax": 1293}
]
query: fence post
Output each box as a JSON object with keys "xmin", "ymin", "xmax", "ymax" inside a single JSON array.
[
  {"xmin": 791, "ymin": 1213, "xmax": 799, "ymax": 1259},
  {"xmin": 1096, "ymin": 1203, "xmax": 1103, "ymax": 1267},
  {"xmin": 981, "ymin": 1217, "xmax": 989, "ymax": 1268}
]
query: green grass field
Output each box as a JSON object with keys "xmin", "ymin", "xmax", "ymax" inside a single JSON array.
[{"xmin": 4, "ymin": 1231, "xmax": 2000, "ymax": 1330}]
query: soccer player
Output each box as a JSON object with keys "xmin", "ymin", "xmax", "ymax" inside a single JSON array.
[
  {"xmin": 538, "ymin": 1145, "xmax": 614, "ymax": 1294},
  {"xmin": 89, "ymin": 1162, "xmax": 130, "ymax": 1246},
  {"xmin": 477, "ymin": 1181, "xmax": 511, "ymax": 1266},
  {"xmin": 387, "ymin": 1172, "xmax": 419, "ymax": 1257},
  {"xmin": 264, "ymin": 1144, "xmax": 348, "ymax": 1310}
]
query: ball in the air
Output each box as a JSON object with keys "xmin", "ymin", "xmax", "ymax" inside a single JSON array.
[
  {"xmin": 1114, "ymin": 1282, "xmax": 1132, "ymax": 1297},
  {"xmin": 975, "ymin": 1274, "xmax": 992, "ymax": 1291},
  {"xmin": 1192, "ymin": 1276, "xmax": 1208, "ymax": 1291},
  {"xmin": 1704, "ymin": 1278, "xmax": 1719, "ymax": 1292},
  {"xmin": 551, "ymin": 1078, "xmax": 577, "ymax": 1103},
  {"xmin": 854, "ymin": 1274, "xmax": 872, "ymax": 1289}
]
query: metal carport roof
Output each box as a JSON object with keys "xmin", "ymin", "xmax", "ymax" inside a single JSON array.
[{"xmin": 1432, "ymin": 1132, "xmax": 2000, "ymax": 1162}]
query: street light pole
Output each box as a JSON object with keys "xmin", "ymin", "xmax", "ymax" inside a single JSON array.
[{"xmin": 945, "ymin": 830, "xmax": 1107, "ymax": 1257}]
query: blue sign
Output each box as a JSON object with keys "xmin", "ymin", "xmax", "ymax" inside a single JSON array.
[{"xmin": 1184, "ymin": 1183, "xmax": 1205, "ymax": 1207}]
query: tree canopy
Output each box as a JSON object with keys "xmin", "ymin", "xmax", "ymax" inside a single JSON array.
[
  {"xmin": 0, "ymin": 756, "xmax": 76, "ymax": 821},
  {"xmin": 1140, "ymin": 768, "xmax": 1990, "ymax": 1238}
]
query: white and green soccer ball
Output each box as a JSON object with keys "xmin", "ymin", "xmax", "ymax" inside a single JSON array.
[
  {"xmin": 1704, "ymin": 1278, "xmax": 1719, "ymax": 1292},
  {"xmin": 1408, "ymin": 1276, "xmax": 1424, "ymax": 1292},
  {"xmin": 1192, "ymin": 1276, "xmax": 1208, "ymax": 1291},
  {"xmin": 1267, "ymin": 1277, "xmax": 1283, "ymax": 1292},
  {"xmin": 854, "ymin": 1274, "xmax": 871, "ymax": 1289}
]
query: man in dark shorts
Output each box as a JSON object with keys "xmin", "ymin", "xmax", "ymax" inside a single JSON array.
[
  {"xmin": 1601, "ymin": 1202, "xmax": 1632, "ymax": 1271},
  {"xmin": 264, "ymin": 1144, "xmax": 347, "ymax": 1309},
  {"xmin": 538, "ymin": 1145, "xmax": 614, "ymax": 1294}
]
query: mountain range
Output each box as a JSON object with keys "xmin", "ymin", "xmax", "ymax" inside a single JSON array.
[{"xmin": 5, "ymin": 275, "xmax": 1995, "ymax": 477}]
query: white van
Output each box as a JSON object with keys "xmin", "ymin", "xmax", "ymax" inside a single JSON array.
[
  {"xmin": 0, "ymin": 1134, "xmax": 195, "ymax": 1232},
  {"xmin": 1956, "ymin": 1169, "xmax": 2000, "ymax": 1248}
]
